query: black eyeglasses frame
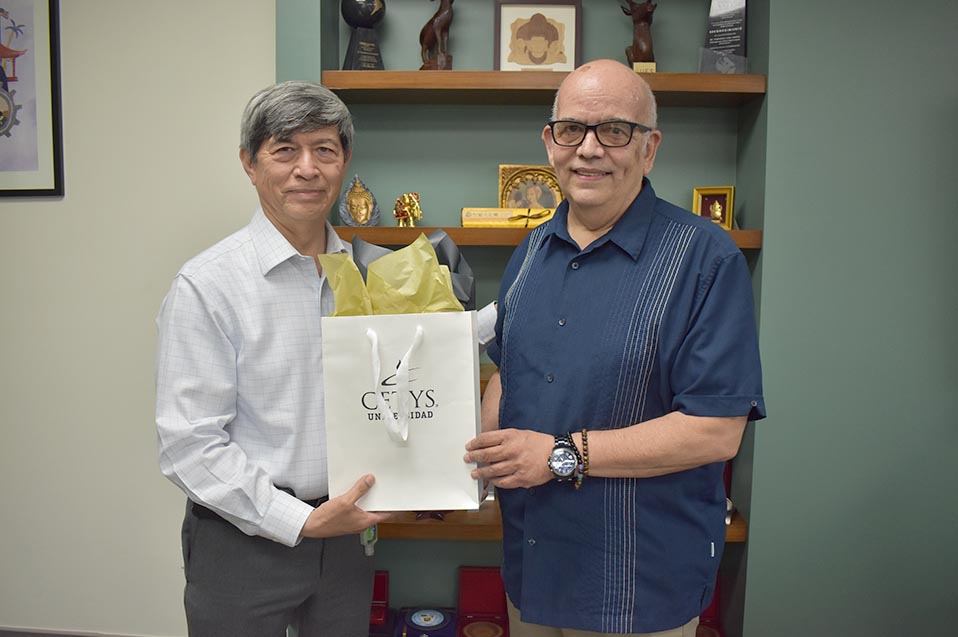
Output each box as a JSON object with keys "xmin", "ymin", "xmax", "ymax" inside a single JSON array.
[{"xmin": 546, "ymin": 119, "xmax": 654, "ymax": 148}]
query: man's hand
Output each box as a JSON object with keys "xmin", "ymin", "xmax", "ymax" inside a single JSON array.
[
  {"xmin": 464, "ymin": 429, "xmax": 554, "ymax": 489},
  {"xmin": 299, "ymin": 474, "xmax": 395, "ymax": 539}
]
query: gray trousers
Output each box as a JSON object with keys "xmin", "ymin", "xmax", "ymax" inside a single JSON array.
[{"xmin": 181, "ymin": 501, "xmax": 374, "ymax": 637}]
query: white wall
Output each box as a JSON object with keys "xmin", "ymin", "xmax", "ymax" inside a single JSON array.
[{"xmin": 0, "ymin": 1, "xmax": 274, "ymax": 635}]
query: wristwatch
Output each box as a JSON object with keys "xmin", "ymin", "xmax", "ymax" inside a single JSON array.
[{"xmin": 547, "ymin": 434, "xmax": 581, "ymax": 482}]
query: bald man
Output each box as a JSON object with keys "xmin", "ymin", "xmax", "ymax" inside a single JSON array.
[{"xmin": 465, "ymin": 60, "xmax": 765, "ymax": 636}]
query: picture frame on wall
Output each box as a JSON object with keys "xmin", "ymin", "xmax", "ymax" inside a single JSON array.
[
  {"xmin": 0, "ymin": 0, "xmax": 63, "ymax": 197},
  {"xmin": 494, "ymin": 0, "xmax": 582, "ymax": 72},
  {"xmin": 692, "ymin": 186, "xmax": 735, "ymax": 231}
]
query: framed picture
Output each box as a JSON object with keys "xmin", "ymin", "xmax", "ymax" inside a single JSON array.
[
  {"xmin": 0, "ymin": 0, "xmax": 63, "ymax": 197},
  {"xmin": 498, "ymin": 164, "xmax": 563, "ymax": 209},
  {"xmin": 692, "ymin": 186, "xmax": 735, "ymax": 231},
  {"xmin": 494, "ymin": 0, "xmax": 581, "ymax": 72}
]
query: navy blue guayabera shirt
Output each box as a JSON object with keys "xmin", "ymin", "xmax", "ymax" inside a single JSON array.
[{"xmin": 487, "ymin": 179, "xmax": 766, "ymax": 634}]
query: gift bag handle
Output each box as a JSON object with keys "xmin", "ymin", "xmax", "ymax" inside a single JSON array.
[{"xmin": 366, "ymin": 325, "xmax": 424, "ymax": 444}]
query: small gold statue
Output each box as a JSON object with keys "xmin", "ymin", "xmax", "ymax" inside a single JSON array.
[
  {"xmin": 393, "ymin": 192, "xmax": 423, "ymax": 227},
  {"xmin": 709, "ymin": 198, "xmax": 724, "ymax": 223}
]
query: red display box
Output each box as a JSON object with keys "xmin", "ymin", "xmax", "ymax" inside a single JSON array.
[
  {"xmin": 456, "ymin": 566, "xmax": 509, "ymax": 637},
  {"xmin": 370, "ymin": 570, "xmax": 396, "ymax": 636}
]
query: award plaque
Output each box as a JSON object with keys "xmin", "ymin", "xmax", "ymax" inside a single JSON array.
[
  {"xmin": 342, "ymin": 0, "xmax": 386, "ymax": 70},
  {"xmin": 699, "ymin": 0, "xmax": 747, "ymax": 74},
  {"xmin": 338, "ymin": 175, "xmax": 380, "ymax": 226}
]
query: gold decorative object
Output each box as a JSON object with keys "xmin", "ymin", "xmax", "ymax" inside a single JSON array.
[
  {"xmin": 393, "ymin": 192, "xmax": 423, "ymax": 227},
  {"xmin": 692, "ymin": 186, "xmax": 735, "ymax": 231},
  {"xmin": 339, "ymin": 175, "xmax": 380, "ymax": 226},
  {"xmin": 498, "ymin": 165, "xmax": 562, "ymax": 209},
  {"xmin": 461, "ymin": 207, "xmax": 555, "ymax": 228}
]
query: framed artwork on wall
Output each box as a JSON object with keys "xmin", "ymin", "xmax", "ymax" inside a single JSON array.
[
  {"xmin": 494, "ymin": 0, "xmax": 581, "ymax": 72},
  {"xmin": 0, "ymin": 0, "xmax": 63, "ymax": 197}
]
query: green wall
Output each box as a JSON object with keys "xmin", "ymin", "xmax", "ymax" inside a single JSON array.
[{"xmin": 745, "ymin": 0, "xmax": 958, "ymax": 634}]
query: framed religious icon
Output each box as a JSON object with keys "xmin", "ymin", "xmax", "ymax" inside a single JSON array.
[
  {"xmin": 494, "ymin": 0, "xmax": 581, "ymax": 72},
  {"xmin": 692, "ymin": 186, "xmax": 735, "ymax": 231},
  {"xmin": 498, "ymin": 165, "xmax": 562, "ymax": 209}
]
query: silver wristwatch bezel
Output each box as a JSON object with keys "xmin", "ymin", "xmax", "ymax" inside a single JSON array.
[{"xmin": 548, "ymin": 437, "xmax": 579, "ymax": 481}]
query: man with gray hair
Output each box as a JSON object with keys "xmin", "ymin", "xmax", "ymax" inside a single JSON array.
[{"xmin": 156, "ymin": 81, "xmax": 392, "ymax": 636}]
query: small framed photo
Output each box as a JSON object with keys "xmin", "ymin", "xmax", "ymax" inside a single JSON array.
[
  {"xmin": 692, "ymin": 186, "xmax": 735, "ymax": 231},
  {"xmin": 0, "ymin": 0, "xmax": 63, "ymax": 197},
  {"xmin": 494, "ymin": 0, "xmax": 582, "ymax": 72},
  {"xmin": 498, "ymin": 164, "xmax": 563, "ymax": 209}
]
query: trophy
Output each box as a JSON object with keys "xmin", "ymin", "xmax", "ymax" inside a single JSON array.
[
  {"xmin": 338, "ymin": 175, "xmax": 381, "ymax": 226},
  {"xmin": 419, "ymin": 0, "xmax": 455, "ymax": 70},
  {"xmin": 699, "ymin": 0, "xmax": 747, "ymax": 74},
  {"xmin": 622, "ymin": 1, "xmax": 657, "ymax": 73},
  {"xmin": 342, "ymin": 0, "xmax": 386, "ymax": 70}
]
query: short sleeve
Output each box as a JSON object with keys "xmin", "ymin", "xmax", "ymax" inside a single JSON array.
[{"xmin": 670, "ymin": 251, "xmax": 766, "ymax": 421}]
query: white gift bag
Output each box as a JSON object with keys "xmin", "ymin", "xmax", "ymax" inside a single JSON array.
[{"xmin": 322, "ymin": 311, "xmax": 482, "ymax": 511}]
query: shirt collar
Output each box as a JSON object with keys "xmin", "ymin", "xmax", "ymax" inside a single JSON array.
[
  {"xmin": 543, "ymin": 177, "xmax": 656, "ymax": 260},
  {"xmin": 249, "ymin": 208, "xmax": 349, "ymax": 276}
]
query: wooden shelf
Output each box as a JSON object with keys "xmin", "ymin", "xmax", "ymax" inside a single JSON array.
[
  {"xmin": 322, "ymin": 71, "xmax": 766, "ymax": 106},
  {"xmin": 335, "ymin": 226, "xmax": 762, "ymax": 250},
  {"xmin": 378, "ymin": 499, "xmax": 749, "ymax": 543},
  {"xmin": 379, "ymin": 500, "xmax": 504, "ymax": 542}
]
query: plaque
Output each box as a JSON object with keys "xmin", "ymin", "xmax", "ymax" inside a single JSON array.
[
  {"xmin": 699, "ymin": 0, "xmax": 747, "ymax": 74},
  {"xmin": 420, "ymin": 0, "xmax": 455, "ymax": 70},
  {"xmin": 393, "ymin": 192, "xmax": 423, "ymax": 227},
  {"xmin": 338, "ymin": 175, "xmax": 381, "ymax": 226},
  {"xmin": 342, "ymin": 0, "xmax": 386, "ymax": 70},
  {"xmin": 461, "ymin": 208, "xmax": 555, "ymax": 228},
  {"xmin": 622, "ymin": 1, "xmax": 657, "ymax": 73}
]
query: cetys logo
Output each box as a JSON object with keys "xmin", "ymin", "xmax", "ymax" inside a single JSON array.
[{"xmin": 360, "ymin": 362, "xmax": 438, "ymax": 422}]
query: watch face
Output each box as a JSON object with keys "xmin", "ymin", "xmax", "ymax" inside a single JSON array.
[{"xmin": 550, "ymin": 448, "xmax": 577, "ymax": 477}]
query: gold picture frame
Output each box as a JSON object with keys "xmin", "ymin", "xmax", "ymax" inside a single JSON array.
[
  {"xmin": 498, "ymin": 165, "xmax": 563, "ymax": 209},
  {"xmin": 692, "ymin": 186, "xmax": 735, "ymax": 231}
]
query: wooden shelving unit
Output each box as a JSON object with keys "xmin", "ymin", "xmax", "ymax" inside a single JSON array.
[
  {"xmin": 322, "ymin": 70, "xmax": 767, "ymax": 107},
  {"xmin": 335, "ymin": 225, "xmax": 763, "ymax": 250},
  {"xmin": 378, "ymin": 499, "xmax": 749, "ymax": 543}
]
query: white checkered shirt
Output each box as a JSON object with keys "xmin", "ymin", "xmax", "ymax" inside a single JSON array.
[{"xmin": 155, "ymin": 209, "xmax": 350, "ymax": 547}]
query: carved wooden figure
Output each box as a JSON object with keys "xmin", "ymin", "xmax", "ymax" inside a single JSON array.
[
  {"xmin": 622, "ymin": 0, "xmax": 657, "ymax": 65},
  {"xmin": 419, "ymin": 0, "xmax": 454, "ymax": 70}
]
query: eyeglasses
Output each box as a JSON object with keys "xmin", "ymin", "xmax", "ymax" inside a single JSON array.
[{"xmin": 547, "ymin": 119, "xmax": 653, "ymax": 148}]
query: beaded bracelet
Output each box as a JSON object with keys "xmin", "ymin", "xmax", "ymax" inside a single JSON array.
[
  {"xmin": 580, "ymin": 428, "xmax": 590, "ymax": 478},
  {"xmin": 570, "ymin": 429, "xmax": 590, "ymax": 490}
]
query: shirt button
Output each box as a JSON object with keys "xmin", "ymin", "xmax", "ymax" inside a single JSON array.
[
  {"xmin": 558, "ymin": 318, "xmax": 566, "ymax": 327},
  {"xmin": 546, "ymin": 374, "xmax": 554, "ymax": 383},
  {"xmin": 527, "ymin": 538, "xmax": 536, "ymax": 546},
  {"xmin": 571, "ymin": 262, "xmax": 580, "ymax": 270}
]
